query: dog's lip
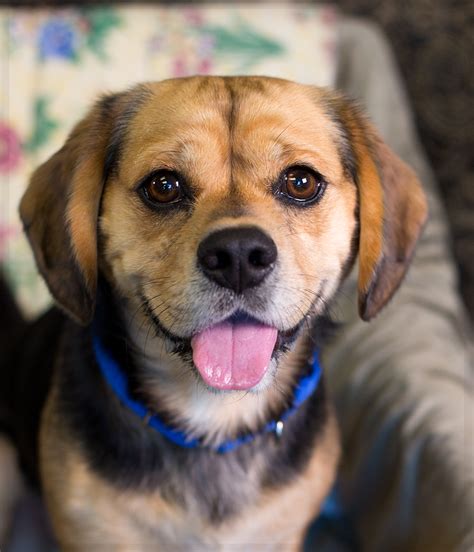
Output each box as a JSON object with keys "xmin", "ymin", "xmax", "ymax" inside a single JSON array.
[{"xmin": 140, "ymin": 295, "xmax": 302, "ymax": 350}]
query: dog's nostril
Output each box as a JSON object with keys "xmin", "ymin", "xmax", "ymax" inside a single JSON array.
[
  {"xmin": 203, "ymin": 250, "xmax": 231, "ymax": 271},
  {"xmin": 248, "ymin": 248, "xmax": 272, "ymax": 268}
]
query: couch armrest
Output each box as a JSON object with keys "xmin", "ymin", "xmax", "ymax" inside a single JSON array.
[{"xmin": 324, "ymin": 17, "xmax": 474, "ymax": 552}]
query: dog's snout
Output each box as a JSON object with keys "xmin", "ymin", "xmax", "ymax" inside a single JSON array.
[{"xmin": 197, "ymin": 226, "xmax": 277, "ymax": 293}]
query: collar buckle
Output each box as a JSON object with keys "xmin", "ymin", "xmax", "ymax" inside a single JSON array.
[{"xmin": 275, "ymin": 420, "xmax": 284, "ymax": 439}]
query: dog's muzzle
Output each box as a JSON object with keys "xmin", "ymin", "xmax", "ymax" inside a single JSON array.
[{"xmin": 192, "ymin": 226, "xmax": 279, "ymax": 391}]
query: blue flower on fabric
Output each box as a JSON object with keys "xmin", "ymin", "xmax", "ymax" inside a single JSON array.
[{"xmin": 38, "ymin": 19, "xmax": 77, "ymax": 61}]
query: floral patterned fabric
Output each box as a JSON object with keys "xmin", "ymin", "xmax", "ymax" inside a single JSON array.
[{"xmin": 0, "ymin": 4, "xmax": 338, "ymax": 316}]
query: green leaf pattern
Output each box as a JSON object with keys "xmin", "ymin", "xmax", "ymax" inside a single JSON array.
[
  {"xmin": 198, "ymin": 18, "xmax": 285, "ymax": 71},
  {"xmin": 23, "ymin": 96, "xmax": 59, "ymax": 153},
  {"xmin": 82, "ymin": 8, "xmax": 122, "ymax": 61}
]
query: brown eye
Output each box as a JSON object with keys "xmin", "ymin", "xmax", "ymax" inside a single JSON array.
[
  {"xmin": 280, "ymin": 167, "xmax": 325, "ymax": 203},
  {"xmin": 141, "ymin": 170, "xmax": 183, "ymax": 205}
]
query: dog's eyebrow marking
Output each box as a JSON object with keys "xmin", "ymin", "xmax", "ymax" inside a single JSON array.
[
  {"xmin": 103, "ymin": 85, "xmax": 153, "ymax": 182},
  {"xmin": 223, "ymin": 78, "xmax": 238, "ymax": 194},
  {"xmin": 99, "ymin": 93, "xmax": 123, "ymax": 119},
  {"xmin": 221, "ymin": 77, "xmax": 267, "ymax": 193},
  {"xmin": 320, "ymin": 96, "xmax": 358, "ymax": 183}
]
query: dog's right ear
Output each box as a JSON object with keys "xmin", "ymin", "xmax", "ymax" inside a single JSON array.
[
  {"xmin": 328, "ymin": 94, "xmax": 428, "ymax": 321},
  {"xmin": 19, "ymin": 93, "xmax": 127, "ymax": 325}
]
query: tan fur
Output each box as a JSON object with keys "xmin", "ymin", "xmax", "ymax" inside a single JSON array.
[
  {"xmin": 343, "ymin": 119, "xmax": 385, "ymax": 300},
  {"xmin": 67, "ymin": 143, "xmax": 109, "ymax": 290},
  {"xmin": 18, "ymin": 76, "xmax": 427, "ymax": 550}
]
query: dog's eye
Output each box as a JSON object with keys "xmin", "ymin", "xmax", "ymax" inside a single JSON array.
[
  {"xmin": 279, "ymin": 167, "xmax": 326, "ymax": 204},
  {"xmin": 141, "ymin": 171, "xmax": 183, "ymax": 205}
]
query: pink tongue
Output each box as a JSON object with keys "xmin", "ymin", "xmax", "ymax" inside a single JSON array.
[{"xmin": 191, "ymin": 322, "xmax": 278, "ymax": 390}]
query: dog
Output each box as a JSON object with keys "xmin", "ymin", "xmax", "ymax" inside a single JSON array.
[{"xmin": 0, "ymin": 76, "xmax": 427, "ymax": 550}]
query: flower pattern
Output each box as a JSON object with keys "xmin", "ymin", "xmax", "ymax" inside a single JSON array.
[
  {"xmin": 197, "ymin": 18, "xmax": 285, "ymax": 71},
  {"xmin": 38, "ymin": 18, "xmax": 78, "ymax": 60},
  {"xmin": 0, "ymin": 224, "xmax": 18, "ymax": 261},
  {"xmin": 0, "ymin": 122, "xmax": 22, "ymax": 174}
]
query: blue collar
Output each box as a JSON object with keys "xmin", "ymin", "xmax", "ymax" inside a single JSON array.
[{"xmin": 92, "ymin": 330, "xmax": 322, "ymax": 454}]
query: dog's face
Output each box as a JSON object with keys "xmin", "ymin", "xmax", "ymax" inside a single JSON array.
[
  {"xmin": 99, "ymin": 79, "xmax": 358, "ymax": 390},
  {"xmin": 20, "ymin": 77, "xmax": 427, "ymax": 394}
]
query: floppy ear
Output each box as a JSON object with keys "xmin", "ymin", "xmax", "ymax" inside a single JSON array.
[
  {"xmin": 19, "ymin": 94, "xmax": 125, "ymax": 325},
  {"xmin": 335, "ymin": 99, "xmax": 428, "ymax": 321}
]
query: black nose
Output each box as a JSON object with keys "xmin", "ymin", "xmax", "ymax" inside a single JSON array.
[{"xmin": 197, "ymin": 226, "xmax": 277, "ymax": 294}]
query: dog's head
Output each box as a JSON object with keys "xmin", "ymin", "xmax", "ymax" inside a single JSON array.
[{"xmin": 20, "ymin": 77, "xmax": 427, "ymax": 392}]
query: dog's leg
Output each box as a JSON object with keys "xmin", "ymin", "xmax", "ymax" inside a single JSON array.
[
  {"xmin": 0, "ymin": 272, "xmax": 26, "ymax": 545},
  {"xmin": 0, "ymin": 435, "xmax": 24, "ymax": 546}
]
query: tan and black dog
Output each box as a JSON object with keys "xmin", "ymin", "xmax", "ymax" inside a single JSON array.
[{"xmin": 0, "ymin": 76, "xmax": 427, "ymax": 550}]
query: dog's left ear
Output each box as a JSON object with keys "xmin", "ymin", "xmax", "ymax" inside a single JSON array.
[
  {"xmin": 334, "ymin": 97, "xmax": 428, "ymax": 321},
  {"xmin": 20, "ymin": 93, "xmax": 126, "ymax": 325}
]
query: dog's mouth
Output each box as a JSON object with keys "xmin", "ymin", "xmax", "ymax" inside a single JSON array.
[{"xmin": 141, "ymin": 298, "xmax": 303, "ymax": 391}]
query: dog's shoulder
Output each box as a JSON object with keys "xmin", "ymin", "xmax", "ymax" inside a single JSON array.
[{"xmin": 0, "ymin": 306, "xmax": 66, "ymax": 485}]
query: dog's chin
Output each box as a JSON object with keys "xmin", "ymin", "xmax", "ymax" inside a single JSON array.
[{"xmin": 141, "ymin": 300, "xmax": 304, "ymax": 393}]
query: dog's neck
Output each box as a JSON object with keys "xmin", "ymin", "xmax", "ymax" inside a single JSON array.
[{"xmin": 119, "ymin": 301, "xmax": 313, "ymax": 447}]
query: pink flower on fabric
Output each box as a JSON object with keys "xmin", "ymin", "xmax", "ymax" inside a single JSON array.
[
  {"xmin": 173, "ymin": 57, "xmax": 188, "ymax": 77},
  {"xmin": 198, "ymin": 58, "xmax": 212, "ymax": 74},
  {"xmin": 183, "ymin": 8, "xmax": 204, "ymax": 27},
  {"xmin": 0, "ymin": 122, "xmax": 22, "ymax": 174}
]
